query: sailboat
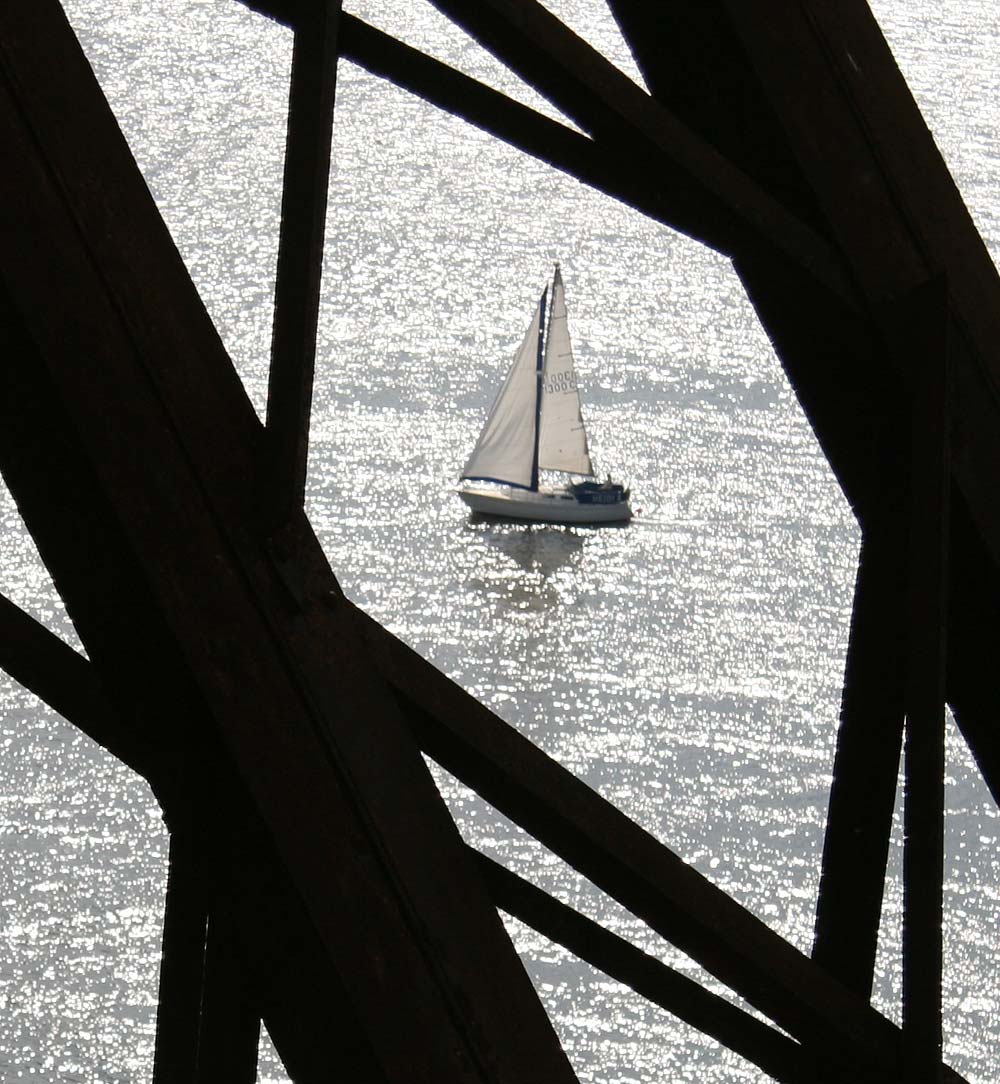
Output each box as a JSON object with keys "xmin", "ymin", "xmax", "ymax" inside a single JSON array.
[{"xmin": 458, "ymin": 266, "xmax": 631, "ymax": 524}]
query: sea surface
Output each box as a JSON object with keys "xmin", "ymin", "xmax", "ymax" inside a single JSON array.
[{"xmin": 1, "ymin": 2, "xmax": 998, "ymax": 1081}]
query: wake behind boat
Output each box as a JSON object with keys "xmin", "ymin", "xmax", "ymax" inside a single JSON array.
[{"xmin": 458, "ymin": 266, "xmax": 631, "ymax": 524}]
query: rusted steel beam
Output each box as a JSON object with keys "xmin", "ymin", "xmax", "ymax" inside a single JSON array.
[
  {"xmin": 0, "ymin": 6, "xmax": 577, "ymax": 1081},
  {"xmin": 900, "ymin": 278, "xmax": 950, "ymax": 1081},
  {"xmin": 357, "ymin": 608, "xmax": 973, "ymax": 1083},
  {"xmin": 473, "ymin": 850, "xmax": 814, "ymax": 1084},
  {"xmin": 265, "ymin": 0, "xmax": 341, "ymax": 518}
]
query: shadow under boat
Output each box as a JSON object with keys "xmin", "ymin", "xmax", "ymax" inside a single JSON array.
[{"xmin": 468, "ymin": 521, "xmax": 588, "ymax": 577}]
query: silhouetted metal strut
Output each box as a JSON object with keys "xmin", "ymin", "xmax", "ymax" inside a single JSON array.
[{"xmin": 2, "ymin": 0, "xmax": 997, "ymax": 1081}]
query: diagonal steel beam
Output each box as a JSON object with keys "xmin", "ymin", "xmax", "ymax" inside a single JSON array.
[
  {"xmin": 338, "ymin": 17, "xmax": 602, "ymax": 201},
  {"xmin": 721, "ymin": 0, "xmax": 1000, "ymax": 569},
  {"xmin": 5, "ymin": 2, "xmax": 992, "ymax": 1075},
  {"xmin": 811, "ymin": 523, "xmax": 906, "ymax": 997},
  {"xmin": 335, "ymin": 15, "xmax": 791, "ymax": 273},
  {"xmin": 265, "ymin": 0, "xmax": 342, "ymax": 517},
  {"xmin": 357, "ymin": 610, "xmax": 908, "ymax": 1074},
  {"xmin": 0, "ymin": 607, "xmax": 809, "ymax": 1081},
  {"xmin": 1, "ymin": 564, "xmax": 971, "ymax": 1083},
  {"xmin": 900, "ymin": 277, "xmax": 950, "ymax": 1079},
  {"xmin": 0, "ymin": 460, "xmax": 966, "ymax": 1084},
  {"xmin": 0, "ymin": 594, "xmax": 149, "ymax": 776},
  {"xmin": 426, "ymin": 0, "xmax": 853, "ymax": 300},
  {"xmin": 243, "ymin": 0, "xmax": 855, "ymax": 297},
  {"xmin": 473, "ymin": 849, "xmax": 814, "ymax": 1084},
  {"xmin": 356, "ymin": 605, "xmax": 972, "ymax": 1083},
  {"xmin": 0, "ymin": 6, "xmax": 579, "ymax": 1080},
  {"xmin": 812, "ymin": 279, "xmax": 949, "ymax": 1013},
  {"xmin": 152, "ymin": 826, "xmax": 211, "ymax": 1083}
]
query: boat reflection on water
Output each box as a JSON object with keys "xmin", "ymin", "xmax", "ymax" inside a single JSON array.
[
  {"xmin": 451, "ymin": 521, "xmax": 589, "ymax": 616},
  {"xmin": 476, "ymin": 521, "xmax": 587, "ymax": 576}
]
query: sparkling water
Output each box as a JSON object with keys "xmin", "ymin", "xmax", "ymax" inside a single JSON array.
[{"xmin": 1, "ymin": 2, "xmax": 997, "ymax": 1080}]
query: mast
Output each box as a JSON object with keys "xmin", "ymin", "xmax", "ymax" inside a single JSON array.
[
  {"xmin": 529, "ymin": 284, "xmax": 548, "ymax": 492},
  {"xmin": 537, "ymin": 264, "xmax": 594, "ymax": 479}
]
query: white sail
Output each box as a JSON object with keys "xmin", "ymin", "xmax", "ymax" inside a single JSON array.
[
  {"xmin": 538, "ymin": 266, "xmax": 594, "ymax": 476},
  {"xmin": 460, "ymin": 293, "xmax": 544, "ymax": 489}
]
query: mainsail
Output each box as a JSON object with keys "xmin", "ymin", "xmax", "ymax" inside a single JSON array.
[
  {"xmin": 460, "ymin": 291, "xmax": 545, "ymax": 490},
  {"xmin": 460, "ymin": 266, "xmax": 594, "ymax": 491},
  {"xmin": 538, "ymin": 266, "xmax": 594, "ymax": 477}
]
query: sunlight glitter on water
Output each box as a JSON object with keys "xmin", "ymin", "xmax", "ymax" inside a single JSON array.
[{"xmin": 1, "ymin": 0, "xmax": 998, "ymax": 1081}]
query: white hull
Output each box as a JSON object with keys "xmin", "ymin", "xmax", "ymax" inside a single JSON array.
[{"xmin": 459, "ymin": 485, "xmax": 630, "ymax": 524}]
